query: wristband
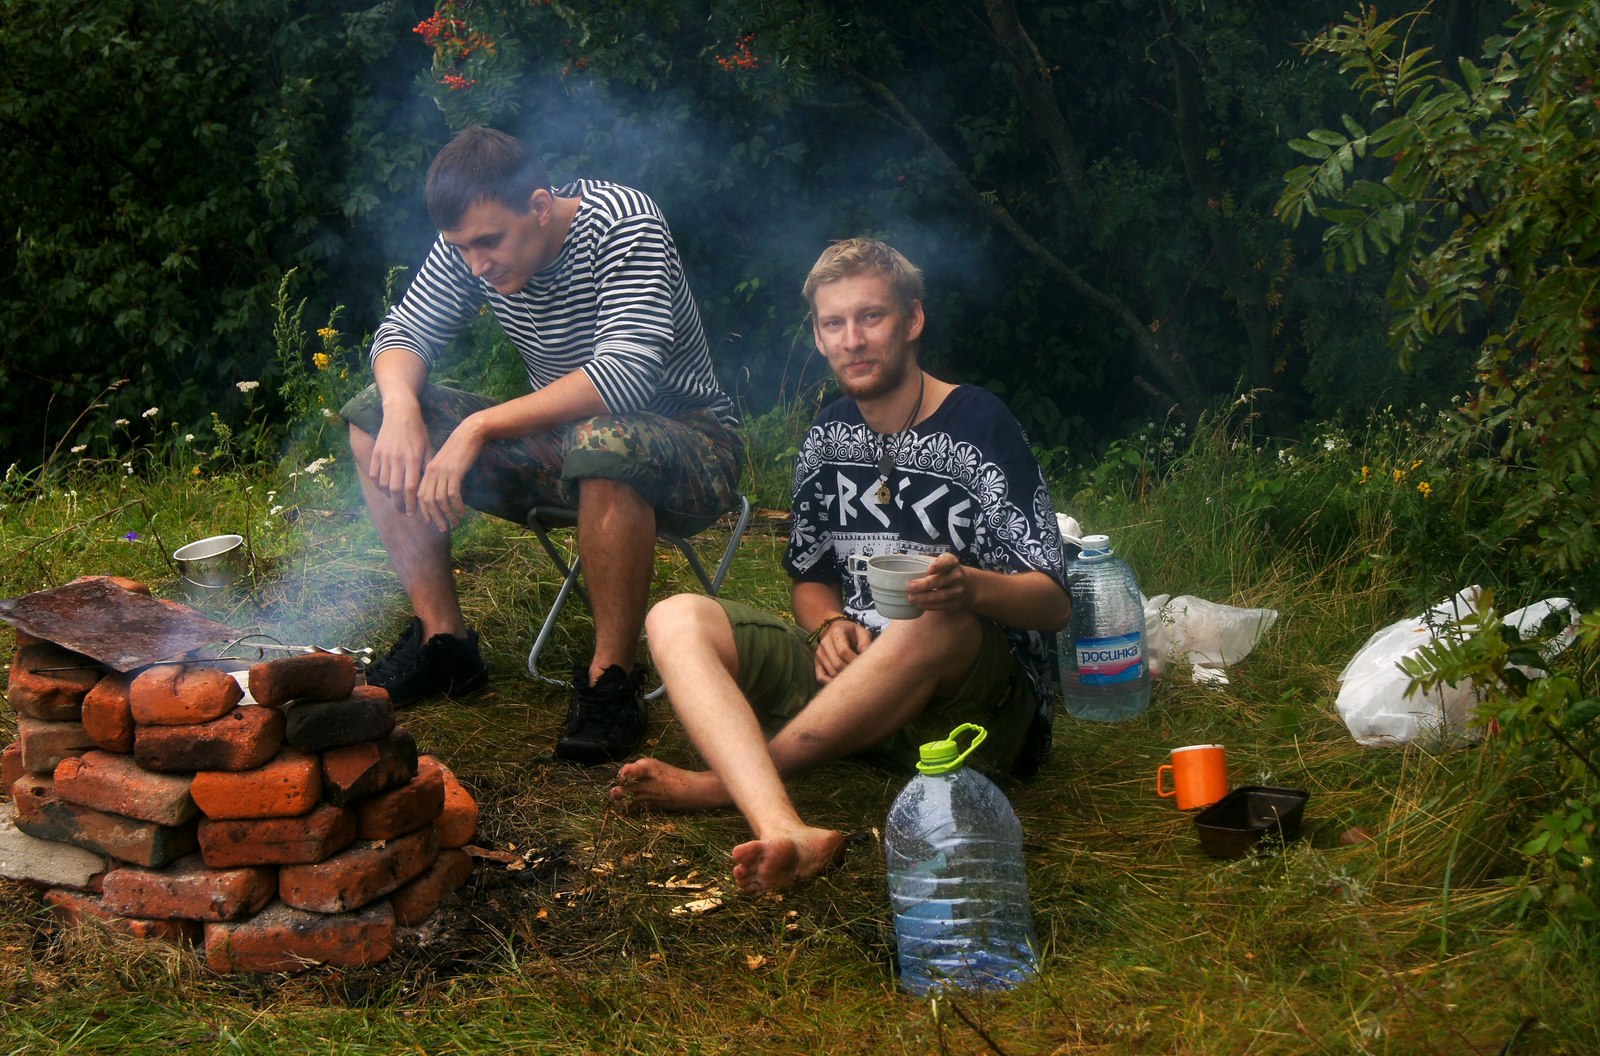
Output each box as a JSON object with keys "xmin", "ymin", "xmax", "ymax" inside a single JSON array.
[{"xmin": 807, "ymin": 614, "xmax": 854, "ymax": 647}]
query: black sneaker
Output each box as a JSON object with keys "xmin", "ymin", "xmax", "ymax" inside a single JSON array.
[
  {"xmin": 366, "ymin": 617, "xmax": 489, "ymax": 706},
  {"xmin": 555, "ymin": 664, "xmax": 647, "ymax": 765}
]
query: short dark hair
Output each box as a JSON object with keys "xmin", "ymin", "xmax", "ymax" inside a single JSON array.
[{"xmin": 425, "ymin": 126, "xmax": 552, "ymax": 230}]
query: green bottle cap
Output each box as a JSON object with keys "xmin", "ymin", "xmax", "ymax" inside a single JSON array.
[{"xmin": 916, "ymin": 723, "xmax": 988, "ymax": 775}]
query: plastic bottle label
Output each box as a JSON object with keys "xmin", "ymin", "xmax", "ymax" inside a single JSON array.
[{"xmin": 1075, "ymin": 632, "xmax": 1144, "ymax": 685}]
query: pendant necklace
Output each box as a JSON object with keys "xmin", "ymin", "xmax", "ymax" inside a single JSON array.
[{"xmin": 874, "ymin": 371, "xmax": 924, "ymax": 505}]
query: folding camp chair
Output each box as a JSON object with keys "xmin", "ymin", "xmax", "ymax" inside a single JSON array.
[{"xmin": 524, "ymin": 494, "xmax": 753, "ymax": 692}]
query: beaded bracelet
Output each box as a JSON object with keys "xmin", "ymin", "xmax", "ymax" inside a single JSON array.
[{"xmin": 807, "ymin": 614, "xmax": 855, "ymax": 647}]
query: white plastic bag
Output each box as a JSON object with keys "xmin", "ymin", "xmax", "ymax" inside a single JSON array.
[
  {"xmin": 1335, "ymin": 587, "xmax": 1582, "ymax": 747},
  {"xmin": 1143, "ymin": 593, "xmax": 1280, "ymax": 683}
]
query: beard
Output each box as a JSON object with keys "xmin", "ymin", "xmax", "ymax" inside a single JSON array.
[{"xmin": 834, "ymin": 347, "xmax": 915, "ymax": 402}]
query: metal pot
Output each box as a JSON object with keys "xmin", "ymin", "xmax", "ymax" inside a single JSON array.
[{"xmin": 172, "ymin": 534, "xmax": 246, "ymax": 590}]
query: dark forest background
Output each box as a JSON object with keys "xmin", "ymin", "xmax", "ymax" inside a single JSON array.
[{"xmin": 0, "ymin": 0, "xmax": 1506, "ymax": 470}]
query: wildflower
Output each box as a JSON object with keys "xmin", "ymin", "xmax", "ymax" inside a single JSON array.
[
  {"xmin": 313, "ymin": 352, "xmax": 332, "ymax": 371},
  {"xmin": 123, "ymin": 462, "xmax": 133, "ymax": 475},
  {"xmin": 70, "ymin": 444, "xmax": 87, "ymax": 454},
  {"xmin": 141, "ymin": 407, "xmax": 160, "ymax": 419},
  {"xmin": 123, "ymin": 531, "xmax": 139, "ymax": 542},
  {"xmin": 184, "ymin": 433, "xmax": 196, "ymax": 443},
  {"xmin": 236, "ymin": 380, "xmax": 259, "ymax": 393},
  {"xmin": 303, "ymin": 457, "xmax": 332, "ymax": 475},
  {"xmin": 1416, "ymin": 480, "xmax": 1432, "ymax": 499},
  {"xmin": 115, "ymin": 418, "xmax": 130, "ymax": 426},
  {"xmin": 1359, "ymin": 465, "xmax": 1370, "ymax": 483},
  {"xmin": 192, "ymin": 466, "xmax": 202, "ymax": 477},
  {"xmin": 318, "ymin": 327, "xmax": 337, "ymax": 341},
  {"xmin": 1392, "ymin": 468, "xmax": 1405, "ymax": 484}
]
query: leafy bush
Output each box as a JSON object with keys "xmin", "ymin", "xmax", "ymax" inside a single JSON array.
[{"xmin": 0, "ymin": 0, "xmax": 440, "ymax": 472}]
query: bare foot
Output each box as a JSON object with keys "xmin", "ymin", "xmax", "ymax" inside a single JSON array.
[
  {"xmin": 730, "ymin": 827, "xmax": 846, "ymax": 894},
  {"xmin": 609, "ymin": 757, "xmax": 732, "ymax": 813}
]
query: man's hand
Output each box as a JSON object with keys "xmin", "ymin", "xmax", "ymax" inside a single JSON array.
[
  {"xmin": 369, "ymin": 409, "xmax": 432, "ymax": 517},
  {"xmin": 813, "ymin": 617, "xmax": 874, "ymax": 684},
  {"xmin": 416, "ymin": 422, "xmax": 486, "ymax": 533},
  {"xmin": 906, "ymin": 552, "xmax": 971, "ymax": 612}
]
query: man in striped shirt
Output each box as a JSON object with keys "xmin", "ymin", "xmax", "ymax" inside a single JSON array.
[{"xmin": 341, "ymin": 126, "xmax": 742, "ymax": 765}]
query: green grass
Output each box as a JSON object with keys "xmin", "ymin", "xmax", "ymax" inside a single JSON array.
[{"xmin": 1, "ymin": 415, "xmax": 1596, "ymax": 1055}]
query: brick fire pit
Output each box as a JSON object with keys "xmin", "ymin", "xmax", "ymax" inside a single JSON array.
[{"xmin": 0, "ymin": 576, "xmax": 479, "ymax": 973}]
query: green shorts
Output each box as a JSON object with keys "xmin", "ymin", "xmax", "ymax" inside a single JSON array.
[
  {"xmin": 340, "ymin": 383, "xmax": 744, "ymax": 535},
  {"xmin": 714, "ymin": 598, "xmax": 1038, "ymax": 774}
]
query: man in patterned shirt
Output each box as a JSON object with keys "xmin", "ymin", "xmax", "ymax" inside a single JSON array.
[
  {"xmin": 610, "ymin": 239, "xmax": 1069, "ymax": 891},
  {"xmin": 341, "ymin": 126, "xmax": 742, "ymax": 765}
]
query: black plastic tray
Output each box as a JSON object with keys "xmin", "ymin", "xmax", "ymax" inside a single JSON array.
[{"xmin": 1194, "ymin": 785, "xmax": 1309, "ymax": 858}]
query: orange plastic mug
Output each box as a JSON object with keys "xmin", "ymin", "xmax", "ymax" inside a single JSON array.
[{"xmin": 1156, "ymin": 744, "xmax": 1228, "ymax": 810}]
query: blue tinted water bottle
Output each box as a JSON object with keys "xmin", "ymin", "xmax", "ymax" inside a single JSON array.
[
  {"xmin": 1060, "ymin": 532, "xmax": 1151, "ymax": 721},
  {"xmin": 885, "ymin": 724, "xmax": 1038, "ymax": 995}
]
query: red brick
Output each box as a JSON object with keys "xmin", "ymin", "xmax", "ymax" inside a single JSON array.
[
  {"xmin": 12, "ymin": 775, "xmax": 197, "ymax": 867},
  {"xmin": 134, "ymin": 705, "xmax": 284, "ymax": 773},
  {"xmin": 390, "ymin": 847, "xmax": 472, "ymax": 927},
  {"xmin": 17, "ymin": 716, "xmax": 96, "ymax": 773},
  {"xmin": 68, "ymin": 573, "xmax": 152, "ymax": 596},
  {"xmin": 190, "ymin": 749, "xmax": 320, "ymax": 820},
  {"xmin": 198, "ymin": 803, "xmax": 356, "ymax": 867},
  {"xmin": 282, "ymin": 687, "xmax": 394, "ymax": 752},
  {"xmin": 45, "ymin": 888, "xmax": 201, "ymax": 946},
  {"xmin": 101, "ymin": 854, "xmax": 275, "ymax": 922},
  {"xmin": 321, "ymin": 729, "xmax": 417, "ymax": 807},
  {"xmin": 204, "ymin": 899, "xmax": 395, "ymax": 973},
  {"xmin": 1, "ymin": 742, "xmax": 21, "ymax": 796},
  {"xmin": 357, "ymin": 764, "xmax": 445, "ymax": 840},
  {"xmin": 129, "ymin": 664, "xmax": 243, "ymax": 726},
  {"xmin": 248, "ymin": 653, "xmax": 359, "ymax": 707},
  {"xmin": 421, "ymin": 756, "xmax": 479, "ymax": 848},
  {"xmin": 54, "ymin": 750, "xmax": 197, "ymax": 826},
  {"xmin": 82, "ymin": 672, "xmax": 136, "ymax": 753},
  {"xmin": 279, "ymin": 825, "xmax": 438, "ymax": 913},
  {"xmin": 7, "ymin": 643, "xmax": 101, "ymax": 720}
]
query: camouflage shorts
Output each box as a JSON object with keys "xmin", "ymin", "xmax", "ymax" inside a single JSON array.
[{"xmin": 340, "ymin": 384, "xmax": 744, "ymax": 534}]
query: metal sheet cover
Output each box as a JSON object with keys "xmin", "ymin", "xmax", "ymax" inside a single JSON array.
[{"xmin": 0, "ymin": 577, "xmax": 239, "ymax": 672}]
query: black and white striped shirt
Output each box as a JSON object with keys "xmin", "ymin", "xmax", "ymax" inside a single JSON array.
[{"xmin": 369, "ymin": 180, "xmax": 736, "ymax": 428}]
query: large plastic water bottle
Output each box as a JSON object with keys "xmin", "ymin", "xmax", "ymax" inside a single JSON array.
[
  {"xmin": 1060, "ymin": 532, "xmax": 1151, "ymax": 721},
  {"xmin": 885, "ymin": 724, "xmax": 1038, "ymax": 995}
]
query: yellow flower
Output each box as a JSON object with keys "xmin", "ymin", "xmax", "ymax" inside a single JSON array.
[
  {"xmin": 318, "ymin": 327, "xmax": 337, "ymax": 341},
  {"xmin": 1417, "ymin": 480, "xmax": 1432, "ymax": 499},
  {"xmin": 1359, "ymin": 465, "xmax": 1370, "ymax": 483},
  {"xmin": 313, "ymin": 352, "xmax": 332, "ymax": 371},
  {"xmin": 191, "ymin": 466, "xmax": 202, "ymax": 477},
  {"xmin": 1391, "ymin": 468, "xmax": 1404, "ymax": 484}
]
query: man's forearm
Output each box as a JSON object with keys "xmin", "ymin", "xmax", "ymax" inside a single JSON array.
[
  {"xmin": 965, "ymin": 568, "xmax": 1071, "ymax": 633},
  {"xmin": 791, "ymin": 580, "xmax": 848, "ymax": 634},
  {"xmin": 461, "ymin": 369, "xmax": 611, "ymax": 442}
]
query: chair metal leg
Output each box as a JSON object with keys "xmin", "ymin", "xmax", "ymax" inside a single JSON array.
[{"xmin": 526, "ymin": 494, "xmax": 754, "ymax": 701}]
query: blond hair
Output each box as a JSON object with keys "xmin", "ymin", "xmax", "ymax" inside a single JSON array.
[{"xmin": 802, "ymin": 238, "xmax": 925, "ymax": 313}]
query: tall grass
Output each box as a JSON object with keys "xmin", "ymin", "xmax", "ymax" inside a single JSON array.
[{"xmin": 0, "ymin": 397, "xmax": 1596, "ymax": 1054}]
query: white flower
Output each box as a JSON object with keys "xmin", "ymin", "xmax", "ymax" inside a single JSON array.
[
  {"xmin": 115, "ymin": 418, "xmax": 130, "ymax": 427},
  {"xmin": 269, "ymin": 505, "xmax": 285, "ymax": 516},
  {"xmin": 236, "ymin": 380, "xmax": 259, "ymax": 393},
  {"xmin": 70, "ymin": 444, "xmax": 87, "ymax": 454},
  {"xmin": 303, "ymin": 457, "xmax": 332, "ymax": 475},
  {"xmin": 122, "ymin": 462, "xmax": 133, "ymax": 475},
  {"xmin": 141, "ymin": 407, "xmax": 159, "ymax": 419},
  {"xmin": 184, "ymin": 434, "xmax": 195, "ymax": 443}
]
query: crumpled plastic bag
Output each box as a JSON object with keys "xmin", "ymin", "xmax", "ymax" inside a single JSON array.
[
  {"xmin": 1335, "ymin": 586, "xmax": 1582, "ymax": 747},
  {"xmin": 1055, "ymin": 512, "xmax": 1278, "ymax": 685},
  {"xmin": 1143, "ymin": 593, "xmax": 1280, "ymax": 684}
]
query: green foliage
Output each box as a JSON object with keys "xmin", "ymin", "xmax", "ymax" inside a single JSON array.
[
  {"xmin": 0, "ymin": 0, "xmax": 440, "ymax": 471},
  {"xmin": 401, "ymin": 0, "xmax": 1464, "ymax": 451},
  {"xmin": 1276, "ymin": 1, "xmax": 1600, "ymax": 587},
  {"xmin": 1403, "ymin": 595, "xmax": 1600, "ymax": 920}
]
